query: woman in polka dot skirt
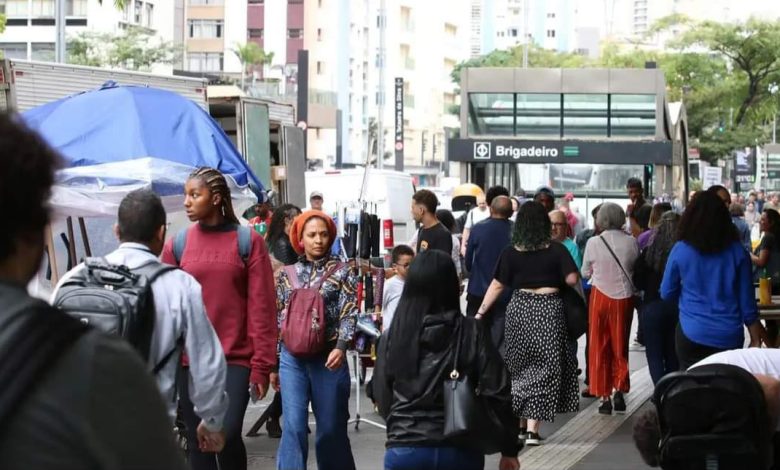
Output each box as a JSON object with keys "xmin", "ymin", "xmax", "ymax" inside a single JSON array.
[{"xmin": 477, "ymin": 201, "xmax": 580, "ymax": 446}]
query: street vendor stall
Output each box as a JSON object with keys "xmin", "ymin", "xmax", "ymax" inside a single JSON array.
[{"xmin": 21, "ymin": 82, "xmax": 266, "ymax": 294}]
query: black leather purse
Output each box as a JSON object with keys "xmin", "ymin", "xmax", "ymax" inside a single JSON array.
[
  {"xmin": 442, "ymin": 319, "xmax": 504, "ymax": 455},
  {"xmin": 562, "ymin": 284, "xmax": 588, "ymax": 340}
]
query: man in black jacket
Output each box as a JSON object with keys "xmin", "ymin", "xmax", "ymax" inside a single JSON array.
[{"xmin": 0, "ymin": 113, "xmax": 186, "ymax": 469}]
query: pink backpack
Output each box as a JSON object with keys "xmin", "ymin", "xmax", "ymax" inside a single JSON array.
[{"xmin": 281, "ymin": 263, "xmax": 344, "ymax": 357}]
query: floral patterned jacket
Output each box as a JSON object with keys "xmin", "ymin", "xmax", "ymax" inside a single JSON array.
[{"xmin": 275, "ymin": 255, "xmax": 359, "ymax": 352}]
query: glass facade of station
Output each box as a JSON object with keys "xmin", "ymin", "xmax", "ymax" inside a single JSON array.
[{"xmin": 467, "ymin": 93, "xmax": 656, "ymax": 139}]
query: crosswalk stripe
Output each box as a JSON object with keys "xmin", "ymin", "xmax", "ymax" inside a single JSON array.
[{"xmin": 520, "ymin": 365, "xmax": 653, "ymax": 470}]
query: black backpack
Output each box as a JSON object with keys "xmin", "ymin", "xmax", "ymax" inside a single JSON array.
[
  {"xmin": 52, "ymin": 257, "xmax": 176, "ymax": 366},
  {"xmin": 653, "ymin": 364, "xmax": 773, "ymax": 470}
]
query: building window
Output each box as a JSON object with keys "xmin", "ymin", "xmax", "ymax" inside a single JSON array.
[
  {"xmin": 317, "ymin": 28, "xmax": 322, "ymax": 41},
  {"xmin": 0, "ymin": 42, "xmax": 27, "ymax": 60},
  {"xmin": 467, "ymin": 93, "xmax": 515, "ymax": 136},
  {"xmin": 134, "ymin": 0, "xmax": 141, "ymax": 23},
  {"xmin": 31, "ymin": 42, "xmax": 55, "ymax": 61},
  {"xmin": 547, "ymin": 29, "xmax": 556, "ymax": 38},
  {"xmin": 144, "ymin": 2, "xmax": 153, "ymax": 27},
  {"xmin": 563, "ymin": 94, "xmax": 608, "ymax": 138},
  {"xmin": 509, "ymin": 28, "xmax": 518, "ymax": 37},
  {"xmin": 3, "ymin": 0, "xmax": 29, "ymax": 17},
  {"xmin": 189, "ymin": 20, "xmax": 224, "ymax": 38},
  {"xmin": 318, "ymin": 0, "xmax": 322, "ymax": 7},
  {"xmin": 188, "ymin": 0, "xmax": 224, "ymax": 5},
  {"xmin": 31, "ymin": 0, "xmax": 55, "ymax": 17},
  {"xmin": 288, "ymin": 29, "xmax": 302, "ymax": 39},
  {"xmin": 66, "ymin": 0, "xmax": 88, "ymax": 17},
  {"xmin": 187, "ymin": 52, "xmax": 224, "ymax": 72},
  {"xmin": 248, "ymin": 28, "xmax": 264, "ymax": 39},
  {"xmin": 547, "ymin": 12, "xmax": 556, "ymax": 18},
  {"xmin": 610, "ymin": 94, "xmax": 656, "ymax": 137},
  {"xmin": 248, "ymin": 0, "xmax": 264, "ymax": 3},
  {"xmin": 316, "ymin": 61, "xmax": 324, "ymax": 74}
]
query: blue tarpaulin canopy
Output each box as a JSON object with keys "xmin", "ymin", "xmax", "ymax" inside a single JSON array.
[{"xmin": 22, "ymin": 82, "xmax": 264, "ymax": 218}]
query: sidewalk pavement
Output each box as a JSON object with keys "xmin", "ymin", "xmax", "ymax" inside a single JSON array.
[{"xmin": 243, "ymin": 313, "xmax": 652, "ymax": 470}]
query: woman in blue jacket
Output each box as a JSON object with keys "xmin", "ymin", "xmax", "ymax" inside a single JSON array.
[{"xmin": 661, "ymin": 191, "xmax": 766, "ymax": 370}]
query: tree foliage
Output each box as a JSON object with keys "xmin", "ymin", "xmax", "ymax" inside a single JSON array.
[
  {"xmin": 232, "ymin": 42, "xmax": 274, "ymax": 89},
  {"xmin": 452, "ymin": 17, "xmax": 780, "ymax": 161},
  {"xmin": 68, "ymin": 26, "xmax": 181, "ymax": 71},
  {"xmin": 0, "ymin": 14, "xmax": 6, "ymax": 35}
]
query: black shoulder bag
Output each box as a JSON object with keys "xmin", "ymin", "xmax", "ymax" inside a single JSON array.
[{"xmin": 442, "ymin": 318, "xmax": 505, "ymax": 455}]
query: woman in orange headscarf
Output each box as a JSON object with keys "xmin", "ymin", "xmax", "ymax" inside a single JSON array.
[{"xmin": 273, "ymin": 210, "xmax": 358, "ymax": 470}]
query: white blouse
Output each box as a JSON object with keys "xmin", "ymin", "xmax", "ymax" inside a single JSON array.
[{"xmin": 581, "ymin": 230, "xmax": 639, "ymax": 300}]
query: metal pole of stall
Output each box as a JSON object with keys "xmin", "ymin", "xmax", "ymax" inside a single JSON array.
[
  {"xmin": 78, "ymin": 217, "xmax": 92, "ymax": 257},
  {"xmin": 55, "ymin": 0, "xmax": 66, "ymax": 63}
]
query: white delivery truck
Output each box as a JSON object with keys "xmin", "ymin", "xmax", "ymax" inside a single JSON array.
[
  {"xmin": 304, "ymin": 168, "xmax": 417, "ymax": 254},
  {"xmin": 0, "ymin": 59, "xmax": 208, "ymax": 113}
]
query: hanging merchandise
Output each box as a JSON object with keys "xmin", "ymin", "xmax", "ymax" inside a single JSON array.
[
  {"xmin": 364, "ymin": 273, "xmax": 374, "ymax": 312},
  {"xmin": 360, "ymin": 211, "xmax": 373, "ymax": 259},
  {"xmin": 342, "ymin": 206, "xmax": 361, "ymax": 259},
  {"xmin": 370, "ymin": 214, "xmax": 381, "ymax": 257}
]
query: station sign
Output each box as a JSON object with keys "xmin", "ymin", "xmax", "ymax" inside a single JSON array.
[{"xmin": 449, "ymin": 139, "xmax": 673, "ymax": 165}]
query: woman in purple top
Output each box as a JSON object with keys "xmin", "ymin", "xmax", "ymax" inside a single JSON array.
[{"xmin": 636, "ymin": 203, "xmax": 672, "ymax": 250}]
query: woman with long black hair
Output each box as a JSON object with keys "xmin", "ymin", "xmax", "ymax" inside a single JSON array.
[
  {"xmin": 377, "ymin": 250, "xmax": 520, "ymax": 470},
  {"xmin": 661, "ymin": 190, "xmax": 765, "ymax": 369},
  {"xmin": 266, "ymin": 204, "xmax": 303, "ymax": 266},
  {"xmin": 633, "ymin": 212, "xmax": 681, "ymax": 384},
  {"xmin": 162, "ymin": 167, "xmax": 278, "ymax": 470}
]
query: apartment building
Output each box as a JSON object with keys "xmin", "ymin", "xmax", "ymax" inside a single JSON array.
[
  {"xmin": 0, "ymin": 0, "xmax": 171, "ymax": 66},
  {"xmin": 179, "ymin": 0, "xmax": 246, "ymax": 75},
  {"xmin": 299, "ymin": 0, "xmax": 469, "ymax": 175}
]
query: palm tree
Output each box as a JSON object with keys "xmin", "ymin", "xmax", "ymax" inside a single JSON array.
[
  {"xmin": 98, "ymin": 0, "xmax": 126, "ymax": 8},
  {"xmin": 232, "ymin": 43, "xmax": 274, "ymax": 90}
]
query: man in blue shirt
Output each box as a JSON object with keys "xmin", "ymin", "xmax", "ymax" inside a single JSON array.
[{"xmin": 465, "ymin": 196, "xmax": 514, "ymax": 355}]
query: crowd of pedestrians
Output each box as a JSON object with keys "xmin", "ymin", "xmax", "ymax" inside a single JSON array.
[{"xmin": 7, "ymin": 105, "xmax": 780, "ymax": 470}]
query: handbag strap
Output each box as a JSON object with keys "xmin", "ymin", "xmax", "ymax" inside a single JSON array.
[
  {"xmin": 599, "ymin": 235, "xmax": 636, "ymax": 292},
  {"xmin": 449, "ymin": 319, "xmax": 464, "ymax": 379}
]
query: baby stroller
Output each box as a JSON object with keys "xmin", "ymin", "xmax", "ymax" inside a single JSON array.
[{"xmin": 653, "ymin": 364, "xmax": 774, "ymax": 470}]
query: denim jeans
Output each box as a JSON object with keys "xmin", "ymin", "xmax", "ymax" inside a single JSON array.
[
  {"xmin": 277, "ymin": 346, "xmax": 355, "ymax": 470},
  {"xmin": 385, "ymin": 447, "xmax": 485, "ymax": 470},
  {"xmin": 641, "ymin": 300, "xmax": 679, "ymax": 385}
]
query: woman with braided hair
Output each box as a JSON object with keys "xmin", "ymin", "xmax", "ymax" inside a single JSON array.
[{"xmin": 162, "ymin": 167, "xmax": 278, "ymax": 470}]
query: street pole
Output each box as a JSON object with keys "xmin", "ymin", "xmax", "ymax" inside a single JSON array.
[
  {"xmin": 55, "ymin": 0, "xmax": 66, "ymax": 63},
  {"xmin": 522, "ymin": 0, "xmax": 529, "ymax": 68},
  {"xmin": 376, "ymin": 0, "xmax": 386, "ymax": 169}
]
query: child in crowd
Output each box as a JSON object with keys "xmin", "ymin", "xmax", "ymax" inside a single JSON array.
[{"xmin": 381, "ymin": 245, "xmax": 415, "ymax": 332}]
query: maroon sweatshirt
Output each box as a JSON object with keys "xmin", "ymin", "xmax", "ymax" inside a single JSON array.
[{"xmin": 162, "ymin": 223, "xmax": 277, "ymax": 388}]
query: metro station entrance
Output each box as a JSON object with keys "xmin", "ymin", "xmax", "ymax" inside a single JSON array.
[{"xmin": 447, "ymin": 67, "xmax": 689, "ymax": 209}]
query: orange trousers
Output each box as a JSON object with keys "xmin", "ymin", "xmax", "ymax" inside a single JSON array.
[{"xmin": 588, "ymin": 286, "xmax": 634, "ymax": 398}]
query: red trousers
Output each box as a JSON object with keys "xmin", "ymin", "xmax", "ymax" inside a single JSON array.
[{"xmin": 588, "ymin": 286, "xmax": 634, "ymax": 398}]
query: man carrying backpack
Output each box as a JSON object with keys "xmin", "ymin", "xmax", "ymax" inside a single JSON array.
[
  {"xmin": 0, "ymin": 113, "xmax": 187, "ymax": 469},
  {"xmin": 52, "ymin": 189, "xmax": 230, "ymax": 453}
]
